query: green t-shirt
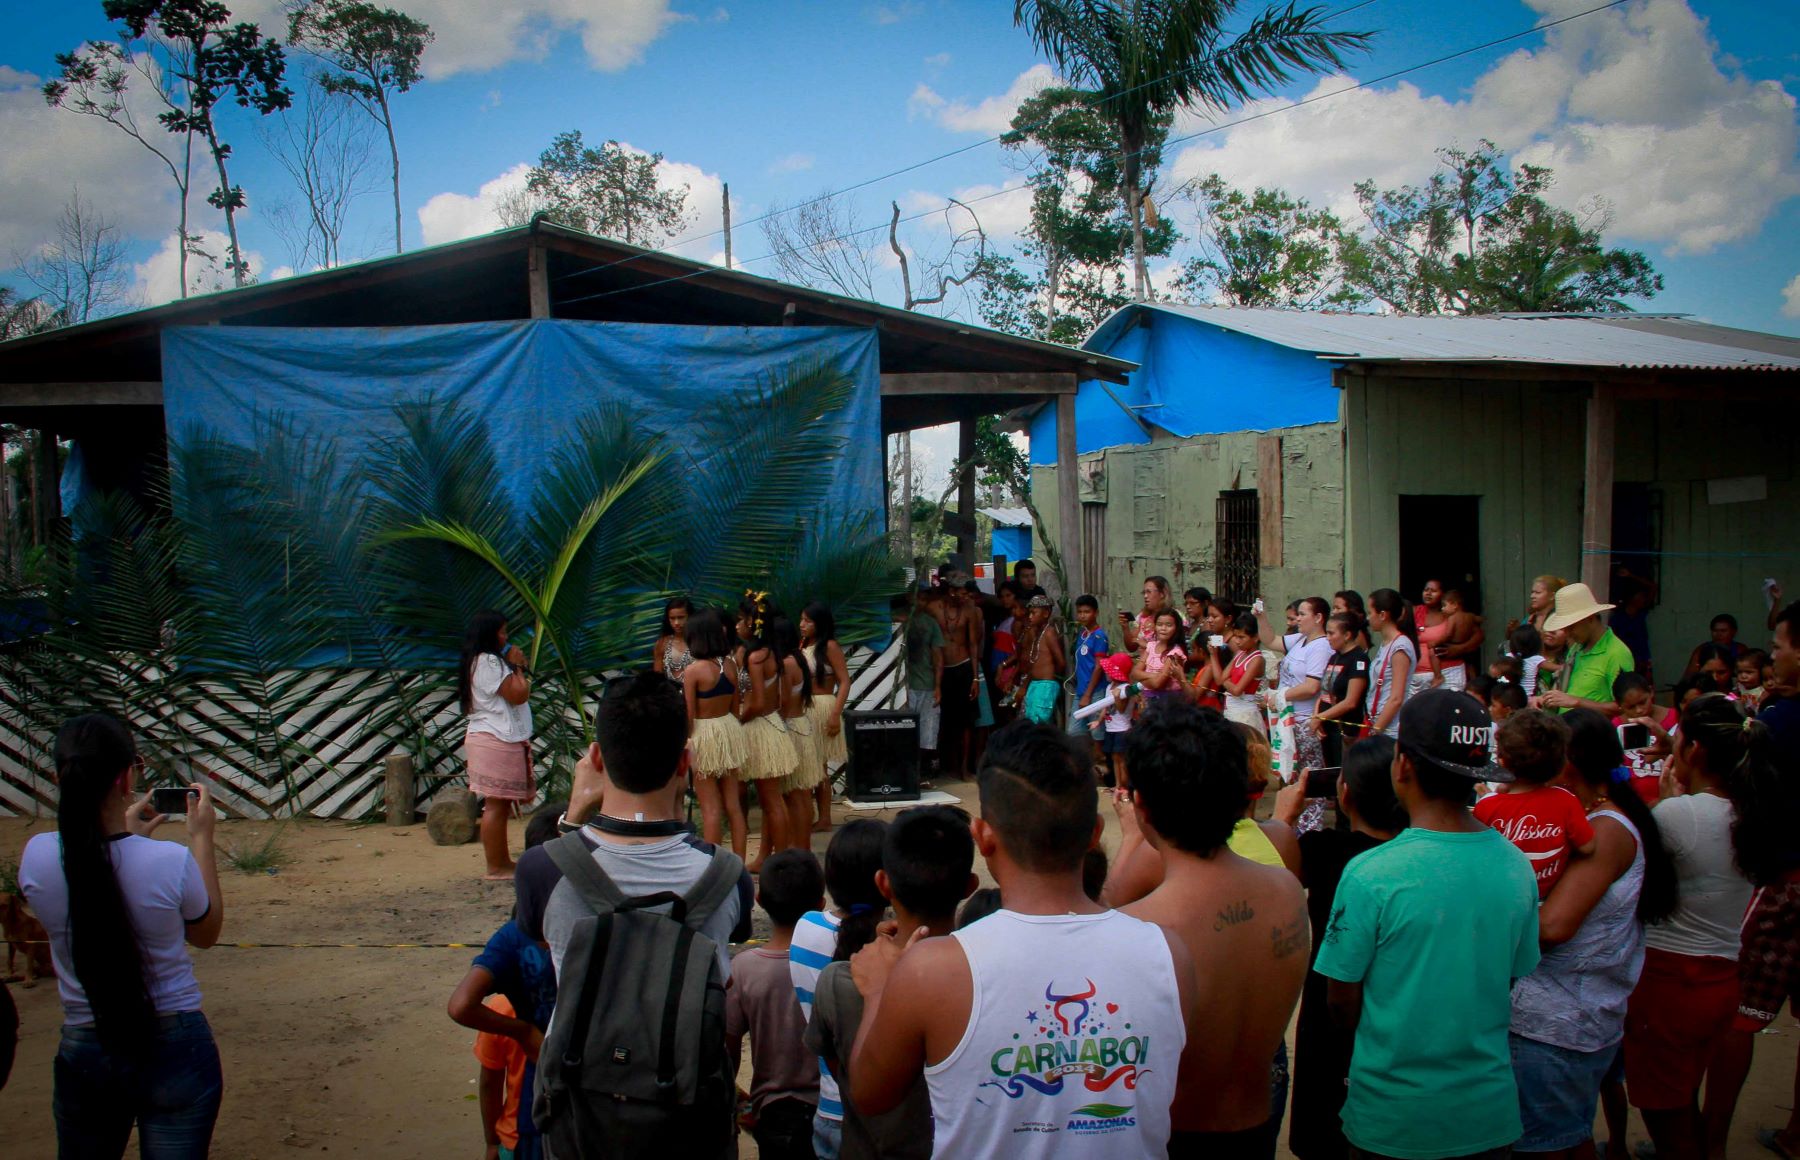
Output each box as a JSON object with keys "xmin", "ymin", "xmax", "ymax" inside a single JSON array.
[
  {"xmin": 1313, "ymin": 827, "xmax": 1541, "ymax": 1160},
  {"xmin": 1560, "ymin": 627, "xmax": 1634, "ymax": 710},
  {"xmin": 902, "ymin": 614, "xmax": 945, "ymax": 692}
]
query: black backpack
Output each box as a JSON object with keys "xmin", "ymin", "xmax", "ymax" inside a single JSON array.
[{"xmin": 533, "ymin": 833, "xmax": 740, "ymax": 1159}]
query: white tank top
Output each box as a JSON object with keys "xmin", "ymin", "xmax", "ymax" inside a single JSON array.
[{"xmin": 925, "ymin": 909, "xmax": 1185, "ymax": 1158}]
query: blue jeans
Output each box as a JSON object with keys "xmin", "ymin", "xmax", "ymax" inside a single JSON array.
[
  {"xmin": 53, "ymin": 1011, "xmax": 222, "ymax": 1159},
  {"xmin": 812, "ymin": 1112, "xmax": 843, "ymax": 1159}
]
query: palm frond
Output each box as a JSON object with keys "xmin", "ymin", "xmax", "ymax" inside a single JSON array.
[
  {"xmin": 1167, "ymin": 4, "xmax": 1370, "ymax": 113},
  {"xmin": 764, "ymin": 514, "xmax": 907, "ymax": 646}
]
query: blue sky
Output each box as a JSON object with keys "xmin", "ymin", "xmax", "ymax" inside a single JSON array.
[{"xmin": 2, "ymin": 0, "xmax": 1796, "ymax": 352}]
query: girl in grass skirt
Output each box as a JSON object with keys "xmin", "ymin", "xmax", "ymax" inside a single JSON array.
[
  {"xmin": 681, "ymin": 607, "xmax": 751, "ymax": 858},
  {"xmin": 800, "ymin": 602, "xmax": 849, "ymax": 833},
  {"xmin": 736, "ymin": 593, "xmax": 795, "ymax": 870},
  {"xmin": 770, "ymin": 614, "xmax": 822, "ymax": 842}
]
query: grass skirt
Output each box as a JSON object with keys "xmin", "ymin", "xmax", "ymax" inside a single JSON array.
[
  {"xmin": 782, "ymin": 713, "xmax": 825, "ymax": 793},
  {"xmin": 688, "ymin": 713, "xmax": 749, "ymax": 778},
  {"xmin": 806, "ymin": 697, "xmax": 848, "ymax": 765},
  {"xmin": 741, "ymin": 711, "xmax": 799, "ymax": 781}
]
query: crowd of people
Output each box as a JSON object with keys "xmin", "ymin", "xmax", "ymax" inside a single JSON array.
[{"xmin": 9, "ymin": 564, "xmax": 1800, "ymax": 1160}]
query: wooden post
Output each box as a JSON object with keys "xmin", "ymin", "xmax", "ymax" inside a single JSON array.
[
  {"xmin": 384, "ymin": 753, "xmax": 416, "ymax": 826},
  {"xmin": 956, "ymin": 418, "xmax": 977, "ymax": 565},
  {"xmin": 33, "ymin": 430, "xmax": 59, "ymax": 546},
  {"xmin": 722, "ymin": 182, "xmax": 733, "ymax": 270},
  {"xmin": 1056, "ymin": 392, "xmax": 1082, "ymax": 601},
  {"xmin": 1580, "ymin": 383, "xmax": 1616, "ymax": 594},
  {"xmin": 1258, "ymin": 434, "xmax": 1284, "ymax": 568},
  {"xmin": 527, "ymin": 242, "xmax": 550, "ymax": 319}
]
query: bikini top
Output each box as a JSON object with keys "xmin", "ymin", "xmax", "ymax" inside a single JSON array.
[{"xmin": 695, "ymin": 660, "xmax": 736, "ymax": 699}]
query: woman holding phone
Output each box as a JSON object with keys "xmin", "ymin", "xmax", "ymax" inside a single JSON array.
[
  {"xmin": 459, "ymin": 609, "xmax": 534, "ymax": 880},
  {"xmin": 19, "ymin": 713, "xmax": 226, "ymax": 1157}
]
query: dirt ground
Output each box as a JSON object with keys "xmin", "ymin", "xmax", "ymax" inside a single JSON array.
[{"xmin": 3, "ymin": 786, "xmax": 1798, "ymax": 1158}]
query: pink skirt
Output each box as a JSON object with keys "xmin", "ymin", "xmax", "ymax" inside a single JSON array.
[{"xmin": 465, "ymin": 731, "xmax": 535, "ymax": 801}]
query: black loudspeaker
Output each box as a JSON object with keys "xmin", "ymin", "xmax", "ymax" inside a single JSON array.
[{"xmin": 843, "ymin": 709, "xmax": 921, "ymax": 803}]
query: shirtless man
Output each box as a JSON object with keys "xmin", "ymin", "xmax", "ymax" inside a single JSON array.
[
  {"xmin": 1018, "ymin": 595, "xmax": 1066, "ymax": 725},
  {"xmin": 847, "ymin": 720, "xmax": 1197, "ymax": 1158},
  {"xmin": 932, "ymin": 573, "xmax": 985, "ymax": 778},
  {"xmin": 1120, "ymin": 697, "xmax": 1310, "ymax": 1157}
]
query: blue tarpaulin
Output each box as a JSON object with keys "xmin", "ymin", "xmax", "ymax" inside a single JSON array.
[{"xmin": 158, "ymin": 320, "xmax": 883, "ymax": 519}]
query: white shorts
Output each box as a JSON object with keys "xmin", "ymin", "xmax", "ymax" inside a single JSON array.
[{"xmin": 907, "ymin": 688, "xmax": 941, "ymax": 750}]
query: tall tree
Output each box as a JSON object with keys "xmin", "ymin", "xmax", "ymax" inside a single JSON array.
[
  {"xmin": 260, "ymin": 76, "xmax": 377, "ymax": 270},
  {"xmin": 1340, "ymin": 141, "xmax": 1662, "ymax": 314},
  {"xmin": 0, "ymin": 288, "xmax": 58, "ymax": 340},
  {"xmin": 44, "ymin": 37, "xmax": 200, "ymax": 297},
  {"xmin": 761, "ymin": 192, "xmax": 880, "ymax": 299},
  {"xmin": 1174, "ymin": 173, "xmax": 1360, "ymax": 308},
  {"xmin": 104, "ymin": 1, "xmax": 293, "ymax": 288},
  {"xmin": 287, "ymin": 0, "xmax": 433, "ymax": 254},
  {"xmin": 14, "ymin": 189, "xmax": 133, "ymax": 324},
  {"xmin": 1013, "ymin": 1, "xmax": 1369, "ymax": 300},
  {"xmin": 523, "ymin": 130, "xmax": 692, "ymax": 246}
]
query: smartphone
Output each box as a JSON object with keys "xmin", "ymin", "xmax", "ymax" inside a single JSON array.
[
  {"xmin": 1618, "ymin": 723, "xmax": 1650, "ymax": 751},
  {"xmin": 1304, "ymin": 765, "xmax": 1342, "ymax": 798},
  {"xmin": 1209, "ymin": 634, "xmax": 1227, "ymax": 649},
  {"xmin": 151, "ymin": 786, "xmax": 194, "ymax": 815}
]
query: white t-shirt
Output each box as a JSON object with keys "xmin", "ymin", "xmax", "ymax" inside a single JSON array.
[
  {"xmin": 1104, "ymin": 682, "xmax": 1134, "ymax": 733},
  {"xmin": 1280, "ymin": 635, "xmax": 1334, "ymax": 721},
  {"xmin": 1647, "ymin": 792, "xmax": 1753, "ymax": 960},
  {"xmin": 466, "ymin": 652, "xmax": 532, "ymax": 743},
  {"xmin": 1521, "ymin": 655, "xmax": 1545, "ymax": 697},
  {"xmin": 19, "ymin": 832, "xmax": 210, "ymax": 1025},
  {"xmin": 1368, "ymin": 635, "xmax": 1419, "ymax": 738}
]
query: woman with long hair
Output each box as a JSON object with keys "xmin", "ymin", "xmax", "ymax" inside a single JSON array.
[
  {"xmin": 1413, "ymin": 579, "xmax": 1453, "ymax": 694},
  {"xmin": 1621, "ymin": 694, "xmax": 1757, "ymax": 1159},
  {"xmin": 1191, "ymin": 597, "xmax": 1238, "ymax": 707},
  {"xmin": 736, "ymin": 593, "xmax": 795, "ymax": 870},
  {"xmin": 682, "ymin": 607, "xmax": 752, "ymax": 857},
  {"xmin": 651, "ymin": 596, "xmax": 694, "ymax": 680},
  {"xmin": 769, "ymin": 614, "xmax": 822, "ymax": 845},
  {"xmin": 1509, "ymin": 574, "xmax": 1568, "ymax": 639},
  {"xmin": 800, "ymin": 602, "xmax": 850, "ymax": 834},
  {"xmin": 458, "ymin": 609, "xmax": 534, "ymax": 880},
  {"xmin": 1509, "ymin": 709, "xmax": 1675, "ymax": 1159},
  {"xmin": 19, "ymin": 714, "xmax": 226, "ymax": 1156},
  {"xmin": 1366, "ymin": 589, "xmax": 1419, "ymax": 738},
  {"xmin": 1118, "ymin": 575, "xmax": 1173, "ymax": 653}
]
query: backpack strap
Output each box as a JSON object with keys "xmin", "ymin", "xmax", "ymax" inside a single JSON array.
[
  {"xmin": 679, "ymin": 847, "xmax": 744, "ymax": 932},
  {"xmin": 545, "ymin": 831, "xmax": 626, "ymax": 916}
]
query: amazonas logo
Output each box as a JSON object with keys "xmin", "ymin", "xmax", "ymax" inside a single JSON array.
[{"xmin": 1067, "ymin": 1103, "xmax": 1135, "ymax": 1135}]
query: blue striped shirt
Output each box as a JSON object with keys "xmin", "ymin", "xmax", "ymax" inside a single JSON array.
[{"xmin": 789, "ymin": 910, "xmax": 844, "ymax": 1120}]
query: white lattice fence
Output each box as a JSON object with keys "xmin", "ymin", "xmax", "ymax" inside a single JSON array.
[{"xmin": 0, "ymin": 639, "xmax": 904, "ymax": 819}]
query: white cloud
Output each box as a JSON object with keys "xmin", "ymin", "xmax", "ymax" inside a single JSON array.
[
  {"xmin": 768, "ymin": 152, "xmax": 815, "ymax": 174},
  {"xmin": 234, "ymin": 0, "xmax": 682, "ymax": 79},
  {"xmin": 1167, "ymin": 0, "xmax": 1799, "ymax": 255},
  {"xmin": 132, "ymin": 229, "xmax": 272, "ymax": 305},
  {"xmin": 868, "ymin": 3, "xmax": 922, "ymax": 26},
  {"xmin": 923, "ymin": 52, "xmax": 952, "ymax": 75},
  {"xmin": 913, "ymin": 64, "xmax": 1057, "ymax": 135},
  {"xmin": 1783, "ymin": 274, "xmax": 1800, "ymax": 319},
  {"xmin": 710, "ymin": 7, "xmax": 730, "ymax": 21},
  {"xmin": 0, "ymin": 65, "xmax": 37, "ymax": 87},
  {"xmin": 417, "ymin": 150, "xmax": 727, "ymax": 261},
  {"xmin": 902, "ymin": 177, "xmax": 1034, "ymax": 242}
]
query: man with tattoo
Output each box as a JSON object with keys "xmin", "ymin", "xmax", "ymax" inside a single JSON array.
[
  {"xmin": 932, "ymin": 573, "xmax": 985, "ymax": 779},
  {"xmin": 1314, "ymin": 689, "xmax": 1540, "ymax": 1160},
  {"xmin": 1119, "ymin": 698, "xmax": 1309, "ymax": 1158}
]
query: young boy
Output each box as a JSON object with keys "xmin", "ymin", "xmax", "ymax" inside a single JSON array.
[
  {"xmin": 807, "ymin": 806, "xmax": 976, "ymax": 1159},
  {"xmin": 1475, "ymin": 708, "xmax": 1595, "ymax": 898},
  {"xmin": 1737, "ymin": 648, "xmax": 1770, "ymax": 709},
  {"xmin": 452, "ymin": 805, "xmax": 564, "ymax": 1160},
  {"xmin": 727, "ymin": 848, "xmax": 825, "ymax": 1160},
  {"xmin": 1490, "ymin": 680, "xmax": 1528, "ymax": 723},
  {"xmin": 1019, "ymin": 594, "xmax": 1065, "ymax": 725},
  {"xmin": 1068, "ymin": 595, "xmax": 1111, "ymax": 752},
  {"xmin": 1314, "ymin": 689, "xmax": 1541, "ymax": 1160}
]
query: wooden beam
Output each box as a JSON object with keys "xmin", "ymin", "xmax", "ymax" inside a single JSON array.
[
  {"xmin": 1259, "ymin": 434, "xmax": 1284, "ymax": 568},
  {"xmin": 1056, "ymin": 392, "xmax": 1082, "ymax": 602},
  {"xmin": 880, "ymin": 372, "xmax": 1078, "ymax": 396},
  {"xmin": 956, "ymin": 418, "xmax": 977, "ymax": 563},
  {"xmin": 1580, "ymin": 384, "xmax": 1616, "ymax": 594},
  {"xmin": 527, "ymin": 242, "xmax": 551, "ymax": 319},
  {"xmin": 0, "ymin": 381, "xmax": 163, "ymax": 406}
]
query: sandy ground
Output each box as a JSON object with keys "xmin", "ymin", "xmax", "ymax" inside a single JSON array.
[{"xmin": 2, "ymin": 786, "xmax": 1797, "ymax": 1158}]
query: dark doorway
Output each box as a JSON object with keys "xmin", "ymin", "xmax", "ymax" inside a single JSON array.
[
  {"xmin": 1398, "ymin": 495, "xmax": 1482, "ymax": 612},
  {"xmin": 1609, "ymin": 483, "xmax": 1661, "ymax": 605}
]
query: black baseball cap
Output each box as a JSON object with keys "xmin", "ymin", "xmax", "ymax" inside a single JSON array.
[{"xmin": 1397, "ymin": 687, "xmax": 1511, "ymax": 782}]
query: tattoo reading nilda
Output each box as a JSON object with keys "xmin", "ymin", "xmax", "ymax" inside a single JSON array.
[
  {"xmin": 1271, "ymin": 912, "xmax": 1309, "ymax": 959},
  {"xmin": 1215, "ymin": 900, "xmax": 1254, "ymax": 931}
]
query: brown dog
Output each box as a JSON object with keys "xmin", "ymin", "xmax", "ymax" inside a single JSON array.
[{"xmin": 1, "ymin": 892, "xmax": 53, "ymax": 987}]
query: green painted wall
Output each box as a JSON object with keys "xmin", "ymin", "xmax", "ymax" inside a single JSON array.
[
  {"xmin": 1342, "ymin": 371, "xmax": 1587, "ymax": 638},
  {"xmin": 1031, "ymin": 420, "xmax": 1345, "ymax": 617}
]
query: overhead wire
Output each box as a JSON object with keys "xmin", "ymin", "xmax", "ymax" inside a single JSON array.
[
  {"xmin": 557, "ymin": 0, "xmax": 1634, "ymax": 310},
  {"xmin": 551, "ymin": 0, "xmax": 1386, "ymax": 287}
]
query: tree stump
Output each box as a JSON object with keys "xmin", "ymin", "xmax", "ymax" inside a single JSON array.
[
  {"xmin": 425, "ymin": 788, "xmax": 481, "ymax": 846},
  {"xmin": 384, "ymin": 754, "xmax": 417, "ymax": 827}
]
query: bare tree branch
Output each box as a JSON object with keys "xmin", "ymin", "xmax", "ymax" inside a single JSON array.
[
  {"xmin": 12, "ymin": 188, "xmax": 133, "ymax": 324},
  {"xmin": 762, "ymin": 193, "xmax": 880, "ymax": 300}
]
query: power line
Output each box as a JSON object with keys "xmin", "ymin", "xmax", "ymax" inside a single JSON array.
[
  {"xmin": 557, "ymin": 0, "xmax": 1633, "ymax": 310},
  {"xmin": 552, "ymin": 0, "xmax": 1386, "ymax": 287}
]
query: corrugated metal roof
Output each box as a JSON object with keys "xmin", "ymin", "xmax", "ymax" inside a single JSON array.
[
  {"xmin": 978, "ymin": 506, "xmax": 1032, "ymax": 527},
  {"xmin": 1097, "ymin": 304, "xmax": 1800, "ymax": 371}
]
